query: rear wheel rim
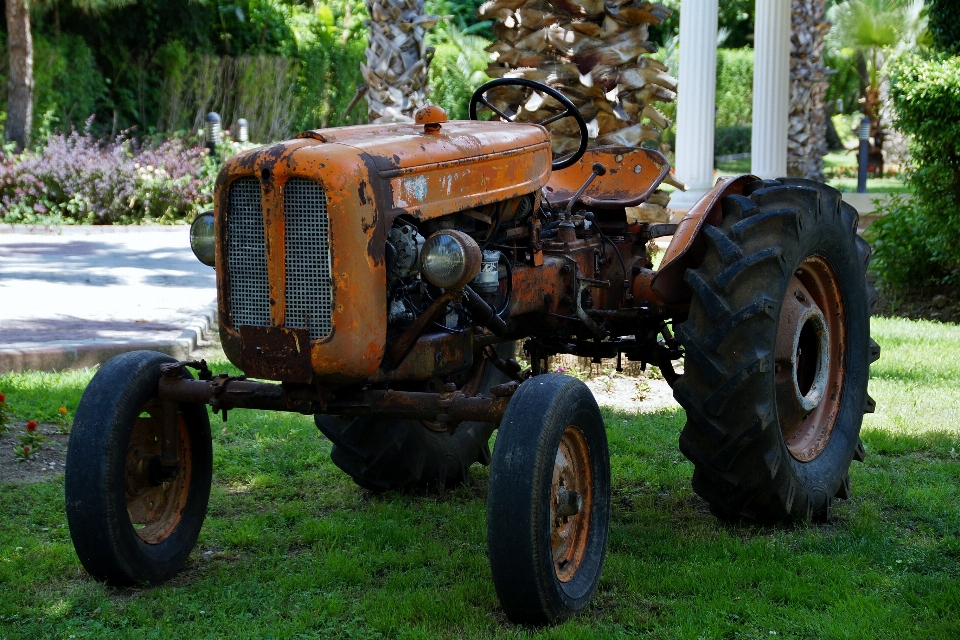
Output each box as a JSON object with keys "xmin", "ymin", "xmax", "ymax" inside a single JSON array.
[
  {"xmin": 124, "ymin": 399, "xmax": 192, "ymax": 544},
  {"xmin": 551, "ymin": 425, "xmax": 593, "ymax": 582},
  {"xmin": 775, "ymin": 255, "xmax": 846, "ymax": 462}
]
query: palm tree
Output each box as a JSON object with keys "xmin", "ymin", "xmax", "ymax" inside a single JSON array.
[
  {"xmin": 362, "ymin": 0, "xmax": 438, "ymax": 123},
  {"xmin": 479, "ymin": 0, "xmax": 679, "ymax": 221},
  {"xmin": 826, "ymin": 0, "xmax": 927, "ymax": 171},
  {"xmin": 788, "ymin": 0, "xmax": 830, "ymax": 181}
]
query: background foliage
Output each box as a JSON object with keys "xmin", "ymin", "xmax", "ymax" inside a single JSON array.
[
  {"xmin": 868, "ymin": 54, "xmax": 960, "ymax": 288},
  {"xmin": 0, "ymin": 0, "xmax": 370, "ymax": 141},
  {"xmin": 926, "ymin": 0, "xmax": 960, "ymax": 56}
]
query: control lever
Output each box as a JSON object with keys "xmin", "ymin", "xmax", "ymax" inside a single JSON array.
[{"xmin": 564, "ymin": 162, "xmax": 607, "ymax": 220}]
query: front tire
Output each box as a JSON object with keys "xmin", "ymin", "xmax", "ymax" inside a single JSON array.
[
  {"xmin": 65, "ymin": 351, "xmax": 212, "ymax": 585},
  {"xmin": 673, "ymin": 179, "xmax": 879, "ymax": 522},
  {"xmin": 487, "ymin": 374, "xmax": 611, "ymax": 625}
]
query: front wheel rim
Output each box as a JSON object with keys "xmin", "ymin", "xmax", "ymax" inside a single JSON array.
[
  {"xmin": 775, "ymin": 255, "xmax": 846, "ymax": 462},
  {"xmin": 551, "ymin": 425, "xmax": 593, "ymax": 582},
  {"xmin": 124, "ymin": 399, "xmax": 192, "ymax": 544}
]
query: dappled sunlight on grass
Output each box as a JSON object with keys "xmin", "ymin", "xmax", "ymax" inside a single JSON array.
[
  {"xmin": 0, "ymin": 315, "xmax": 957, "ymax": 637},
  {"xmin": 866, "ymin": 316, "xmax": 960, "ymax": 436}
]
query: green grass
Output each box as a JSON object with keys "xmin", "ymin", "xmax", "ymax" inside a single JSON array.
[
  {"xmin": 2, "ymin": 316, "xmax": 959, "ymax": 638},
  {"xmin": 714, "ymin": 152, "xmax": 909, "ymax": 194}
]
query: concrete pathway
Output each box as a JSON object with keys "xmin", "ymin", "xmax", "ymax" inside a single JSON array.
[{"xmin": 0, "ymin": 225, "xmax": 217, "ymax": 373}]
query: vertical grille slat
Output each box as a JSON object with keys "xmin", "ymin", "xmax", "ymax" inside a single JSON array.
[
  {"xmin": 284, "ymin": 178, "xmax": 333, "ymax": 340},
  {"xmin": 226, "ymin": 178, "xmax": 271, "ymax": 330}
]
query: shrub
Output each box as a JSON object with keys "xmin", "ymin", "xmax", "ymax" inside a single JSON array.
[
  {"xmin": 428, "ymin": 25, "xmax": 491, "ymax": 120},
  {"xmin": 294, "ymin": 26, "xmax": 367, "ymax": 131},
  {"xmin": 0, "ymin": 32, "xmax": 108, "ymax": 138},
  {"xmin": 866, "ymin": 55, "xmax": 960, "ymax": 289},
  {"xmin": 928, "ymin": 0, "xmax": 960, "ymax": 56},
  {"xmin": 714, "ymin": 125, "xmax": 751, "ymax": 156},
  {"xmin": 0, "ymin": 129, "xmax": 220, "ymax": 225},
  {"xmin": 715, "ymin": 47, "xmax": 753, "ymax": 128}
]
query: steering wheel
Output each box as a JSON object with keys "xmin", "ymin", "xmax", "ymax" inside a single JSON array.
[{"xmin": 469, "ymin": 78, "xmax": 589, "ymax": 171}]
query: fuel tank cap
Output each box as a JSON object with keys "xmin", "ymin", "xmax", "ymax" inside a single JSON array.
[{"xmin": 415, "ymin": 105, "xmax": 447, "ymax": 133}]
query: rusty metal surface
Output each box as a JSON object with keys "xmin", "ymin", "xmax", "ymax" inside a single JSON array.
[
  {"xmin": 296, "ymin": 120, "xmax": 552, "ymax": 220},
  {"xmin": 216, "ymin": 140, "xmax": 387, "ymax": 382},
  {"xmin": 125, "ymin": 398, "xmax": 192, "ymax": 545},
  {"xmin": 650, "ymin": 174, "xmax": 758, "ymax": 305},
  {"xmin": 414, "ymin": 105, "xmax": 448, "ymax": 131},
  {"xmin": 631, "ymin": 268, "xmax": 665, "ymax": 313},
  {"xmin": 215, "ymin": 121, "xmax": 556, "ymax": 383},
  {"xmin": 327, "ymin": 389, "xmax": 510, "ymax": 425},
  {"xmin": 388, "ymin": 291, "xmax": 459, "ymax": 367},
  {"xmin": 158, "ymin": 370, "xmax": 511, "ymax": 426},
  {"xmin": 776, "ymin": 255, "xmax": 845, "ymax": 462},
  {"xmin": 507, "ymin": 256, "xmax": 566, "ymax": 318},
  {"xmin": 462, "ymin": 286, "xmax": 508, "ymax": 336},
  {"xmin": 543, "ymin": 147, "xmax": 669, "ymax": 209},
  {"xmin": 239, "ymin": 326, "xmax": 313, "ymax": 383},
  {"xmin": 159, "ymin": 375, "xmax": 292, "ymax": 412},
  {"xmin": 552, "ymin": 425, "xmax": 593, "ymax": 583},
  {"xmin": 370, "ymin": 330, "xmax": 474, "ymax": 383}
]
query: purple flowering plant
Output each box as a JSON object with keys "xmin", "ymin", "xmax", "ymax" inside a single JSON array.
[{"xmin": 0, "ymin": 123, "xmax": 233, "ymax": 225}]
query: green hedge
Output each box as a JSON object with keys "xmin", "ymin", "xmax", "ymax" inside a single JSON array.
[
  {"xmin": 866, "ymin": 55, "xmax": 960, "ymax": 288},
  {"xmin": 714, "ymin": 125, "xmax": 751, "ymax": 156},
  {"xmin": 928, "ymin": 0, "xmax": 960, "ymax": 56},
  {"xmin": 715, "ymin": 48, "xmax": 753, "ymax": 128}
]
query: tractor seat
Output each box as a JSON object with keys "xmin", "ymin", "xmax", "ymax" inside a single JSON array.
[{"xmin": 543, "ymin": 147, "xmax": 670, "ymax": 211}]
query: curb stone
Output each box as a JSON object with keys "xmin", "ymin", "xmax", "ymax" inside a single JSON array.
[{"xmin": 0, "ymin": 301, "xmax": 219, "ymax": 374}]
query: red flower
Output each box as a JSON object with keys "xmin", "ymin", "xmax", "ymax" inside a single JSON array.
[
  {"xmin": 0, "ymin": 392, "xmax": 5, "ymax": 403},
  {"xmin": 25, "ymin": 420, "xmax": 37, "ymax": 432},
  {"xmin": 23, "ymin": 445, "xmax": 30, "ymax": 453}
]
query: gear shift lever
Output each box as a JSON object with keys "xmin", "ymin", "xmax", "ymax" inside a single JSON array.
[{"xmin": 564, "ymin": 162, "xmax": 607, "ymax": 219}]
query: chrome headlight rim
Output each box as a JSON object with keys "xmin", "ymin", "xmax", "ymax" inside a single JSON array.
[
  {"xmin": 419, "ymin": 229, "xmax": 482, "ymax": 290},
  {"xmin": 190, "ymin": 211, "xmax": 216, "ymax": 267}
]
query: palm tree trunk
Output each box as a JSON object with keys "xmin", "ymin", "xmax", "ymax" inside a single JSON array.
[
  {"xmin": 787, "ymin": 0, "xmax": 829, "ymax": 181},
  {"xmin": 362, "ymin": 0, "xmax": 437, "ymax": 123},
  {"xmin": 480, "ymin": 0, "xmax": 678, "ymax": 220},
  {"xmin": 6, "ymin": 0, "xmax": 34, "ymax": 151}
]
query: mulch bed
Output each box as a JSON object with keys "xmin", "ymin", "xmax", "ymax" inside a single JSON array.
[
  {"xmin": 0, "ymin": 423, "xmax": 69, "ymax": 484},
  {"xmin": 871, "ymin": 275, "xmax": 960, "ymax": 324}
]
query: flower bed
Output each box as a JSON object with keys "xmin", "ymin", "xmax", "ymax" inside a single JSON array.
[{"xmin": 0, "ymin": 131, "xmax": 223, "ymax": 225}]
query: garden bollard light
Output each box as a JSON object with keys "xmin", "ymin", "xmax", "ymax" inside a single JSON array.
[
  {"xmin": 205, "ymin": 112, "xmax": 222, "ymax": 157},
  {"xmin": 857, "ymin": 116, "xmax": 869, "ymax": 194},
  {"xmin": 237, "ymin": 118, "xmax": 249, "ymax": 143}
]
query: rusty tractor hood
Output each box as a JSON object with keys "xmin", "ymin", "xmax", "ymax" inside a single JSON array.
[
  {"xmin": 293, "ymin": 120, "xmax": 552, "ymax": 219},
  {"xmin": 213, "ymin": 120, "xmax": 552, "ymax": 384}
]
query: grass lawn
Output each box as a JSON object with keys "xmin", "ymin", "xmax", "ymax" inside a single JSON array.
[
  {"xmin": 714, "ymin": 152, "xmax": 909, "ymax": 194},
  {"xmin": 1, "ymin": 316, "xmax": 958, "ymax": 638}
]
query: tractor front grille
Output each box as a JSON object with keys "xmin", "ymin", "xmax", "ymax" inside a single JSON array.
[
  {"xmin": 283, "ymin": 178, "xmax": 333, "ymax": 340},
  {"xmin": 225, "ymin": 177, "xmax": 333, "ymax": 340},
  {"xmin": 226, "ymin": 177, "xmax": 271, "ymax": 330}
]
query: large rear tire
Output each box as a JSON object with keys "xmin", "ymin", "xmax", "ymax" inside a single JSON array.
[
  {"xmin": 673, "ymin": 179, "xmax": 879, "ymax": 522},
  {"xmin": 65, "ymin": 351, "xmax": 212, "ymax": 585},
  {"xmin": 487, "ymin": 374, "xmax": 610, "ymax": 625},
  {"xmin": 316, "ymin": 343, "xmax": 515, "ymax": 491}
]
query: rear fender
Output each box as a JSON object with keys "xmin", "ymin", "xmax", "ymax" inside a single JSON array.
[{"xmin": 650, "ymin": 174, "xmax": 759, "ymax": 307}]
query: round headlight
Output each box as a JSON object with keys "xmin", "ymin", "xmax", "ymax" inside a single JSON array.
[
  {"xmin": 190, "ymin": 211, "xmax": 216, "ymax": 267},
  {"xmin": 420, "ymin": 230, "xmax": 481, "ymax": 290}
]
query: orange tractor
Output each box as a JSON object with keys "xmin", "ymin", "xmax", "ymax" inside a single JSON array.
[{"xmin": 65, "ymin": 79, "xmax": 878, "ymax": 625}]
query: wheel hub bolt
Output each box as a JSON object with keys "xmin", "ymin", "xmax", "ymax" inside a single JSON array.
[{"xmin": 555, "ymin": 487, "xmax": 583, "ymax": 518}]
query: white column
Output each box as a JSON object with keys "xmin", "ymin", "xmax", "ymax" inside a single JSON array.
[
  {"xmin": 671, "ymin": 0, "xmax": 719, "ymax": 210},
  {"xmin": 751, "ymin": 0, "xmax": 791, "ymax": 179}
]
